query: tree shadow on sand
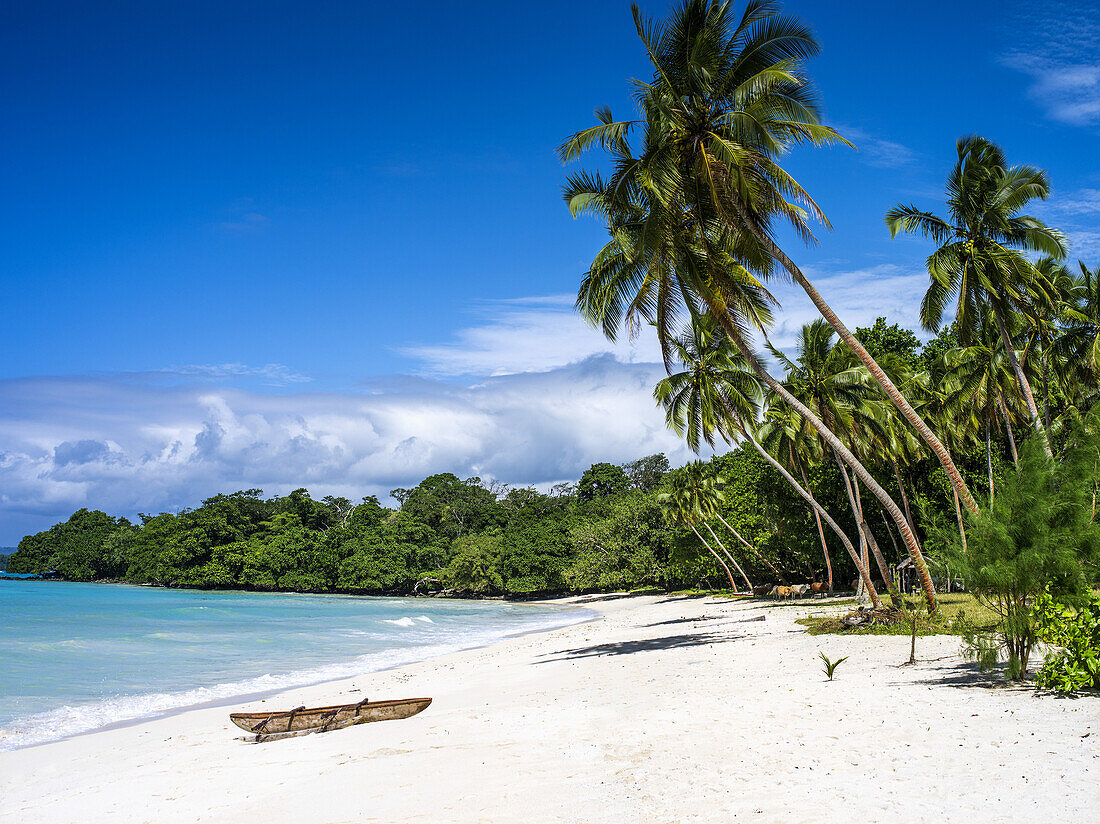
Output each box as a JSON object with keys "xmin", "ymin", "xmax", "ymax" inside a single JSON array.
[
  {"xmin": 567, "ymin": 592, "xmax": 651, "ymax": 604},
  {"xmin": 641, "ymin": 615, "xmax": 727, "ymax": 628},
  {"xmin": 534, "ymin": 631, "xmax": 742, "ymax": 663},
  {"xmin": 890, "ymin": 658, "xmax": 1032, "ymax": 691}
]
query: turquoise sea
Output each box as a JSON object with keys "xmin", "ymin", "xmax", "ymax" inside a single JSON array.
[{"xmin": 0, "ymin": 580, "xmax": 592, "ymax": 750}]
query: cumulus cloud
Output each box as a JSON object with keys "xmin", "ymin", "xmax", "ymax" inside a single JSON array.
[
  {"xmin": 765, "ymin": 263, "xmax": 932, "ymax": 346},
  {"xmin": 1, "ymin": 266, "xmax": 937, "ymax": 543},
  {"xmin": 398, "ymin": 296, "xmax": 662, "ymax": 376},
  {"xmin": 0, "ymin": 357, "xmax": 700, "ymax": 542}
]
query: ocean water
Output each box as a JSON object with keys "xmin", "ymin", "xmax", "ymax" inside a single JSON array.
[{"xmin": 0, "ymin": 580, "xmax": 592, "ymax": 751}]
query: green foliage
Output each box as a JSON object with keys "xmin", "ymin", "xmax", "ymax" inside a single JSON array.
[
  {"xmin": 576, "ymin": 463, "xmax": 629, "ymax": 501},
  {"xmin": 819, "ymin": 651, "xmax": 848, "ymax": 680},
  {"xmin": 1032, "ymin": 590, "xmax": 1100, "ymax": 693},
  {"xmin": 445, "ymin": 531, "xmax": 504, "ymax": 594},
  {"xmin": 9, "ymin": 509, "xmax": 130, "ymax": 580},
  {"xmin": 568, "ymin": 491, "xmax": 672, "ymax": 591},
  {"xmin": 855, "ymin": 317, "xmax": 922, "ymax": 372},
  {"xmin": 621, "ymin": 454, "xmax": 670, "ymax": 493},
  {"xmin": 942, "ymin": 424, "xmax": 1100, "ymax": 678}
]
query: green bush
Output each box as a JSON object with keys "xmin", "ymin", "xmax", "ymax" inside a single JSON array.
[
  {"xmin": 943, "ymin": 422, "xmax": 1100, "ymax": 680},
  {"xmin": 1033, "ymin": 591, "xmax": 1100, "ymax": 694}
]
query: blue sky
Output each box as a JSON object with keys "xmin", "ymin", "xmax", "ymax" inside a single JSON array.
[{"xmin": 2, "ymin": 0, "xmax": 1098, "ymax": 542}]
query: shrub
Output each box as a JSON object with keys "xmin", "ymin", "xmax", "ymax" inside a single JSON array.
[
  {"xmin": 1033, "ymin": 591, "xmax": 1100, "ymax": 694},
  {"xmin": 943, "ymin": 421, "xmax": 1100, "ymax": 680}
]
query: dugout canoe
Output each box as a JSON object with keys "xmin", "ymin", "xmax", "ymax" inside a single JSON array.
[{"xmin": 230, "ymin": 697, "xmax": 432, "ymax": 742}]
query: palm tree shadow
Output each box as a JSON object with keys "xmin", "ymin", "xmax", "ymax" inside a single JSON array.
[
  {"xmin": 567, "ymin": 592, "xmax": 649, "ymax": 604},
  {"xmin": 641, "ymin": 615, "xmax": 727, "ymax": 628},
  {"xmin": 534, "ymin": 631, "xmax": 741, "ymax": 663},
  {"xmin": 893, "ymin": 659, "xmax": 1026, "ymax": 690}
]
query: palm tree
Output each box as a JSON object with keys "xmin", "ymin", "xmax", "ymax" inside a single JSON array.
[
  {"xmin": 885, "ymin": 136, "xmax": 1067, "ymax": 456},
  {"xmin": 658, "ymin": 464, "xmax": 751, "ymax": 589},
  {"xmin": 655, "ymin": 315, "xmax": 882, "ymax": 606},
  {"xmin": 757, "ymin": 401, "xmax": 832, "ymax": 591},
  {"xmin": 560, "ymin": 34, "xmax": 936, "ymax": 612},
  {"xmin": 1020, "ymin": 257, "xmax": 1075, "ymax": 433},
  {"xmin": 939, "ymin": 319, "xmax": 1019, "ymax": 501},
  {"xmin": 770, "ymin": 321, "xmax": 905, "ymax": 607},
  {"xmin": 560, "ymin": 0, "xmax": 980, "ymax": 518},
  {"xmin": 1055, "ymin": 261, "xmax": 1100, "ymax": 403}
]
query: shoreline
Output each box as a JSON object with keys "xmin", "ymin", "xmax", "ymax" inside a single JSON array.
[
  {"xmin": 1, "ymin": 589, "xmax": 597, "ymax": 754},
  {"xmin": 3, "ymin": 593, "xmax": 1094, "ymax": 823}
]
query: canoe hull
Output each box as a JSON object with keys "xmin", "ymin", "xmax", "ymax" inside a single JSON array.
[{"xmin": 230, "ymin": 697, "xmax": 431, "ymax": 742}]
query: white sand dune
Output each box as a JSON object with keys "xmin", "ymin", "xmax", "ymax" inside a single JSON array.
[{"xmin": 2, "ymin": 594, "xmax": 1095, "ymax": 823}]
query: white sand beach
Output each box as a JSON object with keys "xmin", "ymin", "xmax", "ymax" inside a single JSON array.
[{"xmin": 2, "ymin": 594, "xmax": 1095, "ymax": 823}]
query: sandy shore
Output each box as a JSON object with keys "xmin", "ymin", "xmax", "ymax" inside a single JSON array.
[{"xmin": 2, "ymin": 593, "xmax": 1095, "ymax": 823}]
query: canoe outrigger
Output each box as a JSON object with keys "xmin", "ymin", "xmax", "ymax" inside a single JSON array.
[{"xmin": 230, "ymin": 697, "xmax": 432, "ymax": 743}]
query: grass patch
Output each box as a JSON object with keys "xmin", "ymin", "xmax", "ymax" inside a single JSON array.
[{"xmin": 796, "ymin": 593, "xmax": 1000, "ymax": 637}]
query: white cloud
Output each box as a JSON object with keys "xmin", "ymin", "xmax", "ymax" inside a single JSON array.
[
  {"xmin": 163, "ymin": 363, "xmax": 312, "ymax": 385},
  {"xmin": 1002, "ymin": 5, "xmax": 1100, "ymax": 127},
  {"xmin": 0, "ymin": 358, "xmax": 700, "ymax": 542},
  {"xmin": 835, "ymin": 125, "xmax": 916, "ymax": 169},
  {"xmin": 1, "ymin": 272, "xmax": 940, "ymax": 544},
  {"xmin": 398, "ymin": 296, "xmax": 662, "ymax": 376},
  {"xmin": 1005, "ymin": 55, "xmax": 1100, "ymax": 126},
  {"xmin": 764, "ymin": 264, "xmax": 932, "ymax": 347}
]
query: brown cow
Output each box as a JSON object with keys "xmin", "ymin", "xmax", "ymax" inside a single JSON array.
[
  {"xmin": 774, "ymin": 585, "xmax": 793, "ymax": 600},
  {"xmin": 811, "ymin": 582, "xmax": 829, "ymax": 594}
]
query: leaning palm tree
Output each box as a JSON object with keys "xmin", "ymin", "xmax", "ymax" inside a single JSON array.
[
  {"xmin": 885, "ymin": 136, "xmax": 1067, "ymax": 455},
  {"xmin": 561, "ymin": 67, "xmax": 936, "ymax": 612},
  {"xmin": 757, "ymin": 401, "xmax": 833, "ymax": 591},
  {"xmin": 655, "ymin": 315, "xmax": 882, "ymax": 606},
  {"xmin": 658, "ymin": 465, "xmax": 749, "ymax": 589},
  {"xmin": 560, "ymin": 0, "xmax": 980, "ymax": 518},
  {"xmin": 771, "ymin": 321, "xmax": 905, "ymax": 606}
]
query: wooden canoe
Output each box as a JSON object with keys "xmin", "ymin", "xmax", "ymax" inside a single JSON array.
[{"xmin": 230, "ymin": 697, "xmax": 431, "ymax": 743}]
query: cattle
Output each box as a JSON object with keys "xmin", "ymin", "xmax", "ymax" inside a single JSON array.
[
  {"xmin": 810, "ymin": 582, "xmax": 829, "ymax": 594},
  {"xmin": 773, "ymin": 585, "xmax": 793, "ymax": 600},
  {"xmin": 752, "ymin": 584, "xmax": 772, "ymax": 599},
  {"xmin": 791, "ymin": 584, "xmax": 811, "ymax": 598}
]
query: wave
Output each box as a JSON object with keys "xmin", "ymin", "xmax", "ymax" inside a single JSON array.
[{"xmin": 0, "ymin": 607, "xmax": 593, "ymax": 752}]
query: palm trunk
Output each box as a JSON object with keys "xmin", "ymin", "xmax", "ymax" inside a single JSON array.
[
  {"xmin": 835, "ymin": 457, "xmax": 868, "ymax": 576},
  {"xmin": 725, "ymin": 329, "xmax": 935, "ymax": 611},
  {"xmin": 997, "ymin": 391, "xmax": 1019, "ymax": 467},
  {"xmin": 800, "ymin": 463, "xmax": 833, "ymax": 591},
  {"xmin": 702, "ymin": 521, "xmax": 753, "ymax": 591},
  {"xmin": 712, "ymin": 512, "xmax": 787, "ymax": 585},
  {"xmin": 892, "ymin": 460, "xmax": 916, "ymax": 532},
  {"xmin": 735, "ymin": 210, "xmax": 980, "ymax": 517},
  {"xmin": 952, "ymin": 485, "xmax": 968, "ymax": 554},
  {"xmin": 1041, "ymin": 344, "xmax": 1051, "ymax": 434},
  {"xmin": 992, "ymin": 306, "xmax": 1052, "ymax": 457},
  {"xmin": 741, "ymin": 429, "xmax": 879, "ymax": 607},
  {"xmin": 689, "ymin": 524, "xmax": 735, "ymax": 590},
  {"xmin": 985, "ymin": 420, "xmax": 994, "ymax": 504},
  {"xmin": 843, "ymin": 459, "xmax": 903, "ymax": 608}
]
